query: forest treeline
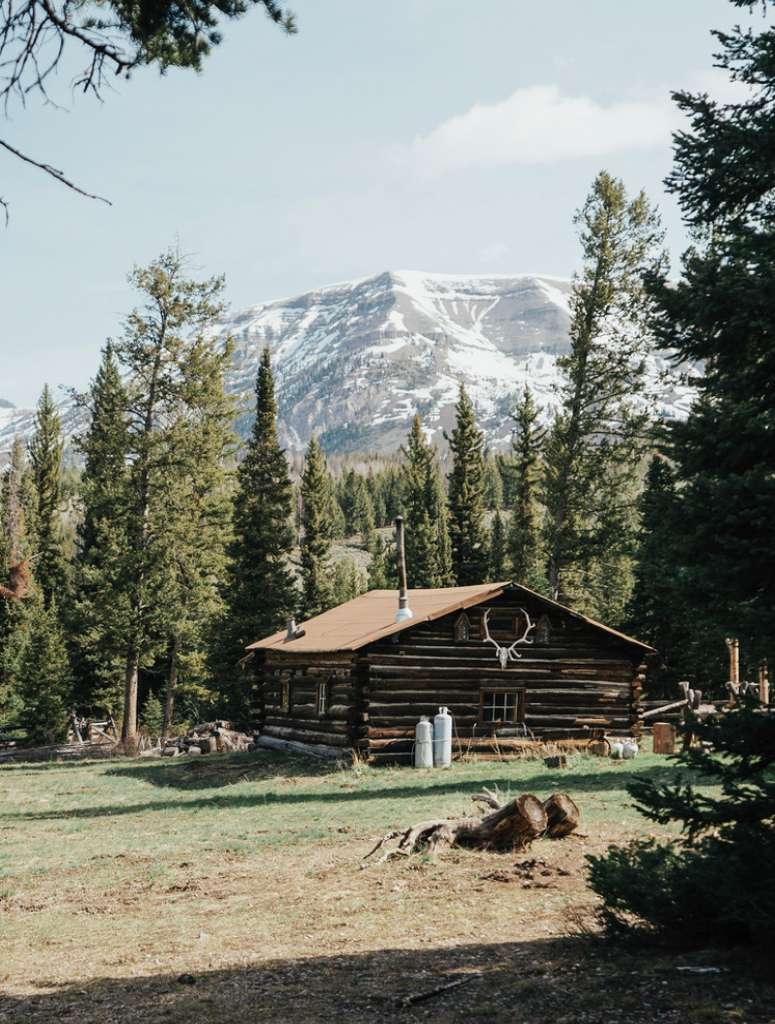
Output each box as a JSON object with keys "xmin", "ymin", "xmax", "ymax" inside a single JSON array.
[{"xmin": 1, "ymin": 136, "xmax": 773, "ymax": 744}]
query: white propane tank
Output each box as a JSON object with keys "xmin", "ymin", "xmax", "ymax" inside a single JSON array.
[
  {"xmin": 414, "ymin": 716, "xmax": 433, "ymax": 769},
  {"xmin": 433, "ymin": 706, "xmax": 453, "ymax": 768},
  {"xmin": 622, "ymin": 738, "xmax": 639, "ymax": 760},
  {"xmin": 610, "ymin": 740, "xmax": 624, "ymax": 760}
]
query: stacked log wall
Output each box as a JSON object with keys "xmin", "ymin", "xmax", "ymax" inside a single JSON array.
[
  {"xmin": 260, "ymin": 653, "xmax": 365, "ymax": 750},
  {"xmin": 363, "ymin": 594, "xmax": 644, "ymax": 764}
]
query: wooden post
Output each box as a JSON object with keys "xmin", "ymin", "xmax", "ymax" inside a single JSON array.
[
  {"xmin": 652, "ymin": 722, "xmax": 676, "ymax": 755},
  {"xmin": 726, "ymin": 637, "xmax": 740, "ymax": 685},
  {"xmin": 759, "ymin": 660, "xmax": 770, "ymax": 706}
]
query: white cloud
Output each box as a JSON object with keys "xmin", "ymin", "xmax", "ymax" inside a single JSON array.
[{"xmin": 408, "ymin": 84, "xmax": 676, "ymax": 175}]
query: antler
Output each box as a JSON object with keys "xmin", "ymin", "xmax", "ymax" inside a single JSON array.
[{"xmin": 481, "ymin": 607, "xmax": 535, "ymax": 669}]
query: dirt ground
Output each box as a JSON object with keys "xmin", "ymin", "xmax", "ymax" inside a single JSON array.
[{"xmin": 0, "ymin": 750, "xmax": 772, "ymax": 1023}]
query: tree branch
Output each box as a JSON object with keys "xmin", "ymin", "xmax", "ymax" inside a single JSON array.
[{"xmin": 0, "ymin": 136, "xmax": 111, "ymax": 204}]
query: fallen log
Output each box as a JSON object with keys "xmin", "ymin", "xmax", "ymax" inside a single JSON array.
[
  {"xmin": 542, "ymin": 793, "xmax": 581, "ymax": 837},
  {"xmin": 363, "ymin": 791, "xmax": 553, "ymax": 863}
]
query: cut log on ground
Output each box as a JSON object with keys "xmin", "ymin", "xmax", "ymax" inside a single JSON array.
[
  {"xmin": 363, "ymin": 790, "xmax": 576, "ymax": 864},
  {"xmin": 542, "ymin": 793, "xmax": 581, "ymax": 837}
]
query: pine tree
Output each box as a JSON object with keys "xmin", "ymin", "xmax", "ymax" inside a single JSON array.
[
  {"xmin": 28, "ymin": 385, "xmax": 67, "ymax": 605},
  {"xmin": 647, "ymin": 5, "xmax": 775, "ymax": 664},
  {"xmin": 0, "ymin": 438, "xmax": 36, "ymax": 728},
  {"xmin": 331, "ymin": 557, "xmax": 365, "ymax": 605},
  {"xmin": 507, "ymin": 386, "xmax": 546, "ymax": 590},
  {"xmin": 543, "ymin": 171, "xmax": 665, "ymax": 615},
  {"xmin": 588, "ymin": 701, "xmax": 775, "ymax": 944},
  {"xmin": 111, "ymin": 249, "xmax": 231, "ymax": 747},
  {"xmin": 299, "ymin": 436, "xmax": 335, "ymax": 618},
  {"xmin": 160, "ymin": 330, "xmax": 235, "ymax": 731},
  {"xmin": 72, "ymin": 344, "xmax": 131, "ymax": 710},
  {"xmin": 16, "ymin": 595, "xmax": 72, "ymax": 745},
  {"xmin": 367, "ymin": 534, "xmax": 393, "ymax": 590},
  {"xmin": 483, "ymin": 452, "xmax": 504, "ymax": 510},
  {"xmin": 401, "ymin": 415, "xmax": 453, "ymax": 587},
  {"xmin": 489, "ymin": 511, "xmax": 506, "ymax": 581},
  {"xmin": 625, "ymin": 456, "xmax": 693, "ymax": 693},
  {"xmin": 589, "ymin": 4, "xmax": 775, "ymax": 948},
  {"xmin": 447, "ymin": 385, "xmax": 489, "ymax": 585}
]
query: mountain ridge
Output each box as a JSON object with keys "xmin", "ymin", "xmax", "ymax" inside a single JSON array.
[{"xmin": 0, "ymin": 269, "xmax": 696, "ymax": 459}]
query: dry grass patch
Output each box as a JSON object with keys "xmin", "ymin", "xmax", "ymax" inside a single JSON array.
[{"xmin": 0, "ymin": 748, "xmax": 771, "ymax": 1022}]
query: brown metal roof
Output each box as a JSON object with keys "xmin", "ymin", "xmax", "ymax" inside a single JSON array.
[
  {"xmin": 246, "ymin": 581, "xmax": 655, "ymax": 655},
  {"xmin": 246, "ymin": 582, "xmax": 510, "ymax": 653}
]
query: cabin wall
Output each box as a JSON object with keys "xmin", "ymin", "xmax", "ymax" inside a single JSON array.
[
  {"xmin": 363, "ymin": 593, "xmax": 645, "ymax": 764},
  {"xmin": 260, "ymin": 653, "xmax": 366, "ymax": 752}
]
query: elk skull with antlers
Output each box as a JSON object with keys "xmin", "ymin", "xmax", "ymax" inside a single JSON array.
[{"xmin": 481, "ymin": 607, "xmax": 535, "ymax": 668}]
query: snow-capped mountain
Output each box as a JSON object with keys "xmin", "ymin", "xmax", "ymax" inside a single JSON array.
[{"xmin": 0, "ymin": 270, "xmax": 697, "ymax": 459}]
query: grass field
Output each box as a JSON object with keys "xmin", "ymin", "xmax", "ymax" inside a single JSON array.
[{"xmin": 0, "ymin": 748, "xmax": 771, "ymax": 1022}]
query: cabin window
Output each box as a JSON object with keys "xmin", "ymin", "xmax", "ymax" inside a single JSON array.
[
  {"xmin": 317, "ymin": 679, "xmax": 331, "ymax": 717},
  {"xmin": 454, "ymin": 612, "xmax": 471, "ymax": 642},
  {"xmin": 281, "ymin": 678, "xmax": 291, "ymax": 714},
  {"xmin": 480, "ymin": 688, "xmax": 525, "ymax": 725}
]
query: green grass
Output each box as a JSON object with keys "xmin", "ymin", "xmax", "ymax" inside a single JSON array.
[
  {"xmin": 0, "ymin": 746, "xmax": 689, "ymax": 880},
  {"xmin": 6, "ymin": 746, "xmax": 766, "ymax": 1024}
]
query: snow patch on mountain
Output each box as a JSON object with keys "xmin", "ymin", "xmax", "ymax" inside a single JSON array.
[{"xmin": 1, "ymin": 270, "xmax": 698, "ymax": 460}]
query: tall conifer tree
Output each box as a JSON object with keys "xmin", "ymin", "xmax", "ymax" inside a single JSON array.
[
  {"xmin": 160, "ymin": 332, "xmax": 235, "ymax": 731},
  {"xmin": 0, "ymin": 438, "xmax": 35, "ymax": 726},
  {"xmin": 649, "ymin": 2, "xmax": 775, "ymax": 663},
  {"xmin": 111, "ymin": 249, "xmax": 229, "ymax": 746},
  {"xmin": 299, "ymin": 436, "xmax": 335, "ymax": 618},
  {"xmin": 507, "ymin": 386, "xmax": 546, "ymax": 590},
  {"xmin": 28, "ymin": 385, "xmax": 67, "ymax": 605},
  {"xmin": 401, "ymin": 415, "xmax": 452, "ymax": 587},
  {"xmin": 489, "ymin": 511, "xmax": 506, "ymax": 581},
  {"xmin": 17, "ymin": 595, "xmax": 72, "ymax": 744},
  {"xmin": 217, "ymin": 347, "xmax": 296, "ymax": 709},
  {"xmin": 447, "ymin": 385, "xmax": 489, "ymax": 585},
  {"xmin": 73, "ymin": 344, "xmax": 131, "ymax": 709},
  {"xmin": 543, "ymin": 171, "xmax": 665, "ymax": 615}
]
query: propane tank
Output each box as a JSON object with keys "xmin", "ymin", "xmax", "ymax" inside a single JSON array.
[
  {"xmin": 610, "ymin": 740, "xmax": 624, "ymax": 760},
  {"xmin": 433, "ymin": 706, "xmax": 452, "ymax": 768},
  {"xmin": 414, "ymin": 716, "xmax": 433, "ymax": 769}
]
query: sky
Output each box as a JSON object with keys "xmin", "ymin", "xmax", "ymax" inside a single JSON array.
[{"xmin": 0, "ymin": 0, "xmax": 760, "ymax": 407}]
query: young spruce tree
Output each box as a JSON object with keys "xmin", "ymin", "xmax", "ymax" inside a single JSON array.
[
  {"xmin": 543, "ymin": 171, "xmax": 665, "ymax": 618},
  {"xmin": 401, "ymin": 415, "xmax": 452, "ymax": 588},
  {"xmin": 217, "ymin": 347, "xmax": 296, "ymax": 711},
  {"xmin": 507, "ymin": 386, "xmax": 546, "ymax": 590},
  {"xmin": 447, "ymin": 385, "xmax": 489, "ymax": 585},
  {"xmin": 28, "ymin": 385, "xmax": 67, "ymax": 606},
  {"xmin": 72, "ymin": 344, "xmax": 131, "ymax": 710},
  {"xmin": 299, "ymin": 436, "xmax": 335, "ymax": 618},
  {"xmin": 113, "ymin": 249, "xmax": 231, "ymax": 747}
]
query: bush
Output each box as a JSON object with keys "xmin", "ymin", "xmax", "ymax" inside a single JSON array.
[{"xmin": 587, "ymin": 702, "xmax": 775, "ymax": 945}]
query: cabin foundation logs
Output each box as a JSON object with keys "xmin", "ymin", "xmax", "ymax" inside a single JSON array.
[{"xmin": 362, "ymin": 789, "xmax": 580, "ymax": 863}]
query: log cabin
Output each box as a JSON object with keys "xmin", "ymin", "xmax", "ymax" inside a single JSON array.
[{"xmin": 246, "ymin": 580, "xmax": 654, "ymax": 765}]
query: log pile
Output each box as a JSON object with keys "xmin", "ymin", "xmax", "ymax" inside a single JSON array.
[
  {"xmin": 363, "ymin": 788, "xmax": 580, "ymax": 863},
  {"xmin": 158, "ymin": 721, "xmax": 254, "ymax": 757}
]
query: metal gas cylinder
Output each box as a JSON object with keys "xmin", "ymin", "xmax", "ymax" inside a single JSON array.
[
  {"xmin": 622, "ymin": 738, "xmax": 639, "ymax": 760},
  {"xmin": 433, "ymin": 706, "xmax": 452, "ymax": 768},
  {"xmin": 414, "ymin": 716, "xmax": 433, "ymax": 769}
]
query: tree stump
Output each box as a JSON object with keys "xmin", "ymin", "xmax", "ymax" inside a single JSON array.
[{"xmin": 542, "ymin": 793, "xmax": 580, "ymax": 838}]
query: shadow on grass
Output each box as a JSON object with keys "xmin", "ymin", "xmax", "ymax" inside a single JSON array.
[
  {"xmin": 5, "ymin": 761, "xmax": 684, "ymax": 823},
  {"xmin": 0, "ymin": 935, "xmax": 770, "ymax": 1024}
]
